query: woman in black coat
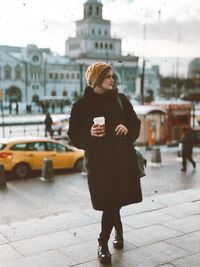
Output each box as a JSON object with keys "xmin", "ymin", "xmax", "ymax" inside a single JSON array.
[{"xmin": 68, "ymin": 62, "xmax": 142, "ymax": 264}]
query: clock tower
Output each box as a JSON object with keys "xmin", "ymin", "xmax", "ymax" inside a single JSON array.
[{"xmin": 65, "ymin": 0, "xmax": 121, "ymax": 58}]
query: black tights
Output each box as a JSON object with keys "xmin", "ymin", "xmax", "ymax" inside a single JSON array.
[{"xmin": 99, "ymin": 208, "xmax": 122, "ymax": 243}]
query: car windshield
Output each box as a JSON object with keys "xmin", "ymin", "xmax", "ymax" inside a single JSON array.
[{"xmin": 0, "ymin": 144, "xmax": 6, "ymax": 150}]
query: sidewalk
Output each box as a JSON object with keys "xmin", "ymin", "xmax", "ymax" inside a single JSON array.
[{"xmin": 0, "ymin": 187, "xmax": 200, "ymax": 267}]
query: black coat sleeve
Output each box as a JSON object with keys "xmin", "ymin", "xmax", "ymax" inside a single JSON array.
[
  {"xmin": 68, "ymin": 100, "xmax": 86, "ymax": 150},
  {"xmin": 120, "ymin": 94, "xmax": 141, "ymax": 143}
]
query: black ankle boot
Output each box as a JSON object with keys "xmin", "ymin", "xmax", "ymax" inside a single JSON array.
[
  {"xmin": 98, "ymin": 239, "xmax": 111, "ymax": 264},
  {"xmin": 113, "ymin": 230, "xmax": 124, "ymax": 249}
]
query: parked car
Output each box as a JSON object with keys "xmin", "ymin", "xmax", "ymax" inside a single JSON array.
[{"xmin": 0, "ymin": 136, "xmax": 84, "ymax": 179}]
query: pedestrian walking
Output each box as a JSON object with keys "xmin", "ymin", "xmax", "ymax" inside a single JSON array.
[
  {"xmin": 44, "ymin": 112, "xmax": 53, "ymax": 138},
  {"xmin": 181, "ymin": 127, "xmax": 196, "ymax": 171},
  {"xmin": 68, "ymin": 62, "xmax": 142, "ymax": 264}
]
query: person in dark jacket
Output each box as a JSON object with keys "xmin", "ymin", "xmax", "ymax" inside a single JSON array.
[
  {"xmin": 68, "ymin": 62, "xmax": 142, "ymax": 264},
  {"xmin": 181, "ymin": 127, "xmax": 196, "ymax": 171},
  {"xmin": 44, "ymin": 112, "xmax": 53, "ymax": 138}
]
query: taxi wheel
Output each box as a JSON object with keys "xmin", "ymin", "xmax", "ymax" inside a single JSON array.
[
  {"xmin": 13, "ymin": 163, "xmax": 30, "ymax": 180},
  {"xmin": 74, "ymin": 158, "xmax": 83, "ymax": 172}
]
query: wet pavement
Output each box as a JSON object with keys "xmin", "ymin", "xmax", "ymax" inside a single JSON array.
[{"xmin": 0, "ymin": 147, "xmax": 200, "ymax": 266}]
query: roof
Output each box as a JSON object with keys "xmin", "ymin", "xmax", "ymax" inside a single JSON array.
[
  {"xmin": 0, "ymin": 136, "xmax": 52, "ymax": 144},
  {"xmin": 134, "ymin": 105, "xmax": 166, "ymax": 116}
]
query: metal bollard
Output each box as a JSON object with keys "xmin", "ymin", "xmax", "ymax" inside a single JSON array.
[
  {"xmin": 151, "ymin": 147, "xmax": 162, "ymax": 163},
  {"xmin": 41, "ymin": 158, "xmax": 54, "ymax": 182},
  {"xmin": 0, "ymin": 164, "xmax": 7, "ymax": 189}
]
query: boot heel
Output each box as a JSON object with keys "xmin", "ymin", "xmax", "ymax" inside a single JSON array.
[{"xmin": 113, "ymin": 231, "xmax": 124, "ymax": 249}]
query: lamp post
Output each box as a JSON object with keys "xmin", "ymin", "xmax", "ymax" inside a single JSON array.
[
  {"xmin": 79, "ymin": 63, "xmax": 83, "ymax": 95},
  {"xmin": 0, "ymin": 90, "xmax": 5, "ymax": 138},
  {"xmin": 140, "ymin": 22, "xmax": 147, "ymax": 105}
]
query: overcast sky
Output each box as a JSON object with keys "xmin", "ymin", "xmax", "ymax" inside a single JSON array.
[{"xmin": 0, "ymin": 0, "xmax": 200, "ymax": 75}]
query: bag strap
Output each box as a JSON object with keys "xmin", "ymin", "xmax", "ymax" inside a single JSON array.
[{"xmin": 116, "ymin": 94, "xmax": 124, "ymax": 112}]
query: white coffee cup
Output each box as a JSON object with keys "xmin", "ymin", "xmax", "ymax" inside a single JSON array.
[{"xmin": 93, "ymin": 116, "xmax": 105, "ymax": 125}]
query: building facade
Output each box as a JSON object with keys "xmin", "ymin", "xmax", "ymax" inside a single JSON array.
[{"xmin": 0, "ymin": 0, "xmax": 138, "ymax": 107}]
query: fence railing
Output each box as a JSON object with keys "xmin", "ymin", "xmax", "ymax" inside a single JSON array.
[{"xmin": 0, "ymin": 121, "xmax": 45, "ymax": 138}]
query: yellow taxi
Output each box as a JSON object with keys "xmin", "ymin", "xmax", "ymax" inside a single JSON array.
[{"xmin": 0, "ymin": 136, "xmax": 84, "ymax": 179}]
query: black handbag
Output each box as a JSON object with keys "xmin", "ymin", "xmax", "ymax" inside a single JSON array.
[{"xmin": 116, "ymin": 94, "xmax": 147, "ymax": 178}]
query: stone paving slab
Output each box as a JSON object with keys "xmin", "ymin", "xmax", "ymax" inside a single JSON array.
[
  {"xmin": 161, "ymin": 214, "xmax": 200, "ymax": 233},
  {"xmin": 166, "ymin": 230, "xmax": 200, "ymax": 253},
  {"xmin": 122, "ymin": 209, "xmax": 174, "ymax": 229},
  {"xmin": 0, "ymin": 188, "xmax": 200, "ymax": 266},
  {"xmin": 126, "ymin": 241, "xmax": 191, "ymax": 266},
  {"xmin": 124, "ymin": 224, "xmax": 182, "ymax": 247},
  {"xmin": 172, "ymin": 252, "xmax": 200, "ymax": 267},
  {"xmin": 11, "ymin": 230, "xmax": 82, "ymax": 257},
  {"xmin": 0, "ymin": 211, "xmax": 98, "ymax": 242},
  {"xmin": 0, "ymin": 249, "xmax": 76, "ymax": 267}
]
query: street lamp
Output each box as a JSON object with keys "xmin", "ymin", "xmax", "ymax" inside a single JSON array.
[{"xmin": 140, "ymin": 22, "xmax": 147, "ymax": 105}]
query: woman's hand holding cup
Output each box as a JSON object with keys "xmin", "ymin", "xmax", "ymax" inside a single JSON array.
[{"xmin": 91, "ymin": 117, "xmax": 105, "ymax": 137}]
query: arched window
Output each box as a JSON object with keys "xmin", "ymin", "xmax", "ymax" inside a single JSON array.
[{"xmin": 4, "ymin": 65, "xmax": 12, "ymax": 80}]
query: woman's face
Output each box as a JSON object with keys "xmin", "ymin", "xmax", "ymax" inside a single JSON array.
[{"xmin": 100, "ymin": 70, "xmax": 114, "ymax": 91}]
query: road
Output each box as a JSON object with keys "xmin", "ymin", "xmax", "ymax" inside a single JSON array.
[{"xmin": 0, "ymin": 147, "xmax": 200, "ymax": 225}]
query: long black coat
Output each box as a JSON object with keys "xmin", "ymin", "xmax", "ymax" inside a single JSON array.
[{"xmin": 68, "ymin": 87, "xmax": 142, "ymax": 211}]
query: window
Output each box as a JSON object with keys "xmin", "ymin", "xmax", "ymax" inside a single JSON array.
[
  {"xmin": 100, "ymin": 43, "xmax": 103, "ymax": 49},
  {"xmin": 98, "ymin": 29, "xmax": 101, "ymax": 35},
  {"xmin": 51, "ymin": 90, "xmax": 56, "ymax": 96},
  {"xmin": 47, "ymin": 142, "xmax": 66, "ymax": 152},
  {"xmin": 10, "ymin": 143, "xmax": 27, "ymax": 151},
  {"xmin": 60, "ymin": 73, "xmax": 64, "ymax": 79},
  {"xmin": 15, "ymin": 65, "xmax": 21, "ymax": 80},
  {"xmin": 55, "ymin": 73, "xmax": 58, "ymax": 79},
  {"xmin": 88, "ymin": 6, "xmax": 92, "ymax": 16},
  {"xmin": 62, "ymin": 90, "xmax": 67, "ymax": 96},
  {"xmin": 109, "ymin": 44, "xmax": 113, "ymax": 49},
  {"xmin": 30, "ymin": 142, "xmax": 47, "ymax": 151},
  {"xmin": 66, "ymin": 73, "xmax": 69, "ymax": 79},
  {"xmin": 71, "ymin": 73, "xmax": 75, "ymax": 79},
  {"xmin": 95, "ymin": 42, "xmax": 98, "ymax": 48},
  {"xmin": 4, "ymin": 65, "xmax": 11, "ymax": 80},
  {"xmin": 0, "ymin": 144, "xmax": 6, "ymax": 150},
  {"xmin": 77, "ymin": 73, "xmax": 80, "ymax": 79},
  {"xmin": 96, "ymin": 6, "xmax": 99, "ymax": 15},
  {"xmin": 105, "ymin": 43, "xmax": 108, "ymax": 49},
  {"xmin": 92, "ymin": 29, "xmax": 95, "ymax": 34},
  {"xmin": 104, "ymin": 30, "xmax": 107, "ymax": 36},
  {"xmin": 48, "ymin": 71, "xmax": 51, "ymax": 79}
]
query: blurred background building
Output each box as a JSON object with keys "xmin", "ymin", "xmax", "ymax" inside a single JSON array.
[{"xmin": 0, "ymin": 0, "xmax": 138, "ymax": 108}]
